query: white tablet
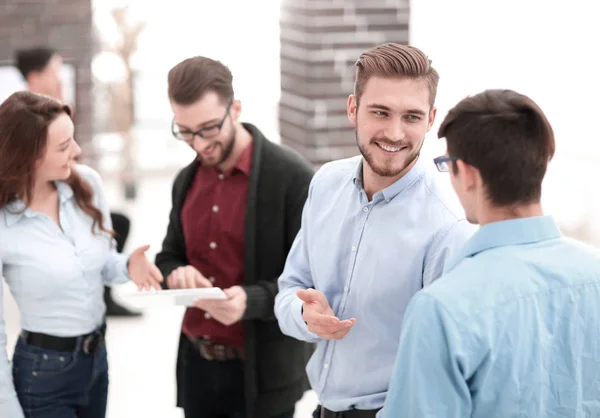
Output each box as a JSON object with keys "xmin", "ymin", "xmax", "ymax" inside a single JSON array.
[{"xmin": 121, "ymin": 287, "xmax": 228, "ymax": 308}]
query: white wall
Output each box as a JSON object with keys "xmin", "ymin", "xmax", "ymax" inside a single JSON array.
[{"xmin": 411, "ymin": 0, "xmax": 600, "ymax": 236}]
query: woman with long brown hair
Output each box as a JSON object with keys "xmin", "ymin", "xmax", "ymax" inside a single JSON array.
[{"xmin": 0, "ymin": 91, "xmax": 163, "ymax": 418}]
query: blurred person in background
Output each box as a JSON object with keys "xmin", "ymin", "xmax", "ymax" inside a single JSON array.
[
  {"xmin": 15, "ymin": 46, "xmax": 142, "ymax": 317},
  {"xmin": 155, "ymin": 56, "xmax": 314, "ymax": 418},
  {"xmin": 0, "ymin": 91, "xmax": 163, "ymax": 418}
]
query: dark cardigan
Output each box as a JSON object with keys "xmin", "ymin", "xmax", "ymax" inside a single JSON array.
[{"xmin": 155, "ymin": 123, "xmax": 315, "ymax": 417}]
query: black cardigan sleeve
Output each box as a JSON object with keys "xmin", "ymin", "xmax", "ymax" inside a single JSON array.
[
  {"xmin": 242, "ymin": 157, "xmax": 314, "ymax": 321},
  {"xmin": 155, "ymin": 170, "xmax": 189, "ymax": 288}
]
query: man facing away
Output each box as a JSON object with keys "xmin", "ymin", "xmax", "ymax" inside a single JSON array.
[
  {"xmin": 155, "ymin": 56, "xmax": 315, "ymax": 418},
  {"xmin": 274, "ymin": 42, "xmax": 476, "ymax": 418},
  {"xmin": 383, "ymin": 89, "xmax": 600, "ymax": 417}
]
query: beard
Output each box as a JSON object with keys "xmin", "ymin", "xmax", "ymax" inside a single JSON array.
[
  {"xmin": 198, "ymin": 122, "xmax": 237, "ymax": 167},
  {"xmin": 356, "ymin": 131, "xmax": 423, "ymax": 178}
]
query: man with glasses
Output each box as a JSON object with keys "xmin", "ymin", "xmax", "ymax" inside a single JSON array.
[
  {"xmin": 155, "ymin": 56, "xmax": 315, "ymax": 418},
  {"xmin": 383, "ymin": 89, "xmax": 600, "ymax": 417}
]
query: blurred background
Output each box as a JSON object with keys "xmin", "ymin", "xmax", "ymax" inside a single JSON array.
[{"xmin": 1, "ymin": 0, "xmax": 598, "ymax": 416}]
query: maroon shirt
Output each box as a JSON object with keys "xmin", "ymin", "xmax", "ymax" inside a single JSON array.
[{"xmin": 180, "ymin": 142, "xmax": 253, "ymax": 349}]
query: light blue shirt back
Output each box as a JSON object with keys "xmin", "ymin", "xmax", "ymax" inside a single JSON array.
[
  {"xmin": 0, "ymin": 164, "xmax": 129, "ymax": 418},
  {"xmin": 384, "ymin": 215, "xmax": 600, "ymax": 417},
  {"xmin": 275, "ymin": 156, "xmax": 475, "ymax": 411}
]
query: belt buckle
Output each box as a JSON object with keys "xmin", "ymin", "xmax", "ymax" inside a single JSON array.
[
  {"xmin": 83, "ymin": 332, "xmax": 103, "ymax": 354},
  {"xmin": 213, "ymin": 344, "xmax": 226, "ymax": 360},
  {"xmin": 199, "ymin": 343, "xmax": 215, "ymax": 361}
]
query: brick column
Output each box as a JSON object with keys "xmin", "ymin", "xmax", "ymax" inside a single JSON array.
[
  {"xmin": 279, "ymin": 0, "xmax": 410, "ymax": 166},
  {"xmin": 0, "ymin": 0, "xmax": 96, "ymax": 166}
]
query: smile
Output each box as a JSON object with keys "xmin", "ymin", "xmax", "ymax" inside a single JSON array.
[{"xmin": 376, "ymin": 143, "xmax": 407, "ymax": 153}]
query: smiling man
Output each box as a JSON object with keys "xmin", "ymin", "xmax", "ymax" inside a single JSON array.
[
  {"xmin": 274, "ymin": 43, "xmax": 476, "ymax": 418},
  {"xmin": 155, "ymin": 56, "xmax": 315, "ymax": 418}
]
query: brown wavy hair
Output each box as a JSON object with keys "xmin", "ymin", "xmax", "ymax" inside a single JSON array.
[{"xmin": 0, "ymin": 91, "xmax": 112, "ymax": 235}]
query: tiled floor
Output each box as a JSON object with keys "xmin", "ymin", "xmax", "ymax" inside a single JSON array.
[{"xmin": 2, "ymin": 169, "xmax": 318, "ymax": 418}]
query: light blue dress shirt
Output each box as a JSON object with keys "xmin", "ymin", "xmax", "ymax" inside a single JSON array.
[
  {"xmin": 0, "ymin": 164, "xmax": 130, "ymax": 418},
  {"xmin": 384, "ymin": 215, "xmax": 600, "ymax": 418},
  {"xmin": 274, "ymin": 156, "xmax": 475, "ymax": 411}
]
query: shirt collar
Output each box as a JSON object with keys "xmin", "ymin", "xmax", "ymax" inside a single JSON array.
[
  {"xmin": 444, "ymin": 215, "xmax": 562, "ymax": 273},
  {"xmin": 3, "ymin": 181, "xmax": 74, "ymax": 227},
  {"xmin": 4, "ymin": 199, "xmax": 28, "ymax": 227},
  {"xmin": 56, "ymin": 181, "xmax": 74, "ymax": 202},
  {"xmin": 352, "ymin": 156, "xmax": 426, "ymax": 202},
  {"xmin": 234, "ymin": 140, "xmax": 253, "ymax": 177}
]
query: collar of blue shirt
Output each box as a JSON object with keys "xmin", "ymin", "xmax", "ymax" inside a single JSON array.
[
  {"xmin": 4, "ymin": 181, "xmax": 74, "ymax": 227},
  {"xmin": 444, "ymin": 215, "xmax": 562, "ymax": 273},
  {"xmin": 351, "ymin": 156, "xmax": 427, "ymax": 202}
]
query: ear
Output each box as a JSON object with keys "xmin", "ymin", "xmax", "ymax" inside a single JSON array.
[
  {"xmin": 231, "ymin": 99, "xmax": 242, "ymax": 121},
  {"xmin": 454, "ymin": 159, "xmax": 478, "ymax": 193},
  {"xmin": 28, "ymin": 71, "xmax": 41, "ymax": 84},
  {"xmin": 426, "ymin": 106, "xmax": 437, "ymax": 132},
  {"xmin": 347, "ymin": 94, "xmax": 358, "ymax": 127}
]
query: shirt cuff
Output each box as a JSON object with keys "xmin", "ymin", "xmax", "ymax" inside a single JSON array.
[
  {"xmin": 113, "ymin": 253, "xmax": 131, "ymax": 285},
  {"xmin": 291, "ymin": 297, "xmax": 320, "ymax": 342},
  {"xmin": 123, "ymin": 253, "xmax": 131, "ymax": 276}
]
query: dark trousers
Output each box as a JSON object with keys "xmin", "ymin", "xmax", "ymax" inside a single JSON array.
[
  {"xmin": 180, "ymin": 337, "xmax": 295, "ymax": 418},
  {"xmin": 312, "ymin": 405, "xmax": 381, "ymax": 418},
  {"xmin": 110, "ymin": 212, "xmax": 130, "ymax": 253},
  {"xmin": 12, "ymin": 335, "xmax": 109, "ymax": 418}
]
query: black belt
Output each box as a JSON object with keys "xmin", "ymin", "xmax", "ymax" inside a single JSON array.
[
  {"xmin": 21, "ymin": 324, "xmax": 106, "ymax": 355},
  {"xmin": 321, "ymin": 407, "xmax": 381, "ymax": 418},
  {"xmin": 185, "ymin": 335, "xmax": 245, "ymax": 361}
]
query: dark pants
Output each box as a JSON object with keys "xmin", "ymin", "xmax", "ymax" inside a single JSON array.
[
  {"xmin": 312, "ymin": 405, "xmax": 381, "ymax": 418},
  {"xmin": 12, "ymin": 335, "xmax": 109, "ymax": 418},
  {"xmin": 110, "ymin": 212, "xmax": 130, "ymax": 253},
  {"xmin": 181, "ymin": 337, "xmax": 295, "ymax": 418}
]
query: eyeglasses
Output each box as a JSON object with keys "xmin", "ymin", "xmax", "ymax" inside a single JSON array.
[
  {"xmin": 171, "ymin": 101, "xmax": 232, "ymax": 143},
  {"xmin": 433, "ymin": 155, "xmax": 458, "ymax": 172}
]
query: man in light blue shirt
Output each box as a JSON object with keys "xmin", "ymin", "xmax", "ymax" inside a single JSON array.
[
  {"xmin": 274, "ymin": 43, "xmax": 475, "ymax": 418},
  {"xmin": 384, "ymin": 89, "xmax": 600, "ymax": 417}
]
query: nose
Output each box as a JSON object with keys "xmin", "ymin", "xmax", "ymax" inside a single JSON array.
[
  {"xmin": 71, "ymin": 140, "xmax": 82, "ymax": 159},
  {"xmin": 386, "ymin": 117, "xmax": 406, "ymax": 142},
  {"xmin": 191, "ymin": 134, "xmax": 211, "ymax": 151}
]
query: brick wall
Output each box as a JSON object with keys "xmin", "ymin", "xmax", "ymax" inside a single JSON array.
[
  {"xmin": 279, "ymin": 0, "xmax": 410, "ymax": 167},
  {"xmin": 0, "ymin": 0, "xmax": 96, "ymax": 166}
]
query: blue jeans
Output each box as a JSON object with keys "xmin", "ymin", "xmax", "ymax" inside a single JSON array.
[{"xmin": 12, "ymin": 334, "xmax": 109, "ymax": 418}]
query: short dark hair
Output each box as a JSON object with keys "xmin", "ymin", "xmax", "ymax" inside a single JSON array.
[
  {"xmin": 15, "ymin": 47, "xmax": 56, "ymax": 79},
  {"xmin": 167, "ymin": 56, "xmax": 233, "ymax": 105},
  {"xmin": 354, "ymin": 43, "xmax": 439, "ymax": 106},
  {"xmin": 438, "ymin": 89, "xmax": 555, "ymax": 207}
]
